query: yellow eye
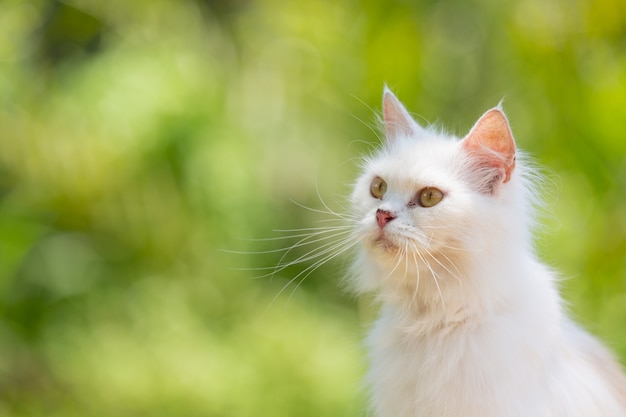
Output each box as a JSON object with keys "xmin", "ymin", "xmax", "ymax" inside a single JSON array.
[
  {"xmin": 370, "ymin": 176, "xmax": 387, "ymax": 199},
  {"xmin": 417, "ymin": 187, "xmax": 444, "ymax": 207}
]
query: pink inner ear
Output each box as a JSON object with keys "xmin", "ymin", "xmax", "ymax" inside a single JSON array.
[
  {"xmin": 463, "ymin": 109, "xmax": 516, "ymax": 184},
  {"xmin": 383, "ymin": 90, "xmax": 416, "ymax": 140}
]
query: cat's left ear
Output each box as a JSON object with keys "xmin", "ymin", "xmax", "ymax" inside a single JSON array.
[
  {"xmin": 382, "ymin": 87, "xmax": 422, "ymax": 142},
  {"xmin": 462, "ymin": 107, "xmax": 516, "ymax": 192}
]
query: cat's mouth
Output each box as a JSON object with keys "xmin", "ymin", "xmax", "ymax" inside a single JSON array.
[{"xmin": 373, "ymin": 233, "xmax": 399, "ymax": 251}]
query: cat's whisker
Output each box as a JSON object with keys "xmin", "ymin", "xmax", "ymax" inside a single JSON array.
[
  {"xmin": 313, "ymin": 217, "xmax": 358, "ymax": 225},
  {"xmin": 349, "ymin": 112, "xmax": 381, "ymax": 141},
  {"xmin": 415, "ymin": 247, "xmax": 447, "ymax": 316},
  {"xmin": 237, "ymin": 232, "xmax": 338, "ymax": 242},
  {"xmin": 225, "ymin": 228, "xmax": 352, "ymax": 255},
  {"xmin": 403, "ymin": 241, "xmax": 410, "ymax": 282},
  {"xmin": 270, "ymin": 231, "xmax": 355, "ymax": 277},
  {"xmin": 314, "ymin": 180, "xmax": 353, "ymax": 222},
  {"xmin": 349, "ymin": 95, "xmax": 385, "ymax": 145},
  {"xmin": 276, "ymin": 229, "xmax": 353, "ymax": 256},
  {"xmin": 435, "ymin": 243, "xmax": 469, "ymax": 252},
  {"xmin": 412, "ymin": 229, "xmax": 470, "ymax": 253},
  {"xmin": 266, "ymin": 240, "xmax": 355, "ymax": 305},
  {"xmin": 286, "ymin": 238, "xmax": 359, "ymax": 301},
  {"xmin": 246, "ymin": 226, "xmax": 352, "ymax": 254},
  {"xmin": 271, "ymin": 225, "xmax": 353, "ymax": 236},
  {"xmin": 269, "ymin": 224, "xmax": 352, "ymax": 234},
  {"xmin": 288, "ymin": 198, "xmax": 350, "ymax": 221},
  {"xmin": 435, "ymin": 250, "xmax": 464, "ymax": 284},
  {"xmin": 342, "ymin": 155, "xmax": 374, "ymax": 167},
  {"xmin": 421, "ymin": 246, "xmax": 463, "ymax": 286},
  {"xmin": 267, "ymin": 237, "xmax": 358, "ymax": 311},
  {"xmin": 240, "ymin": 230, "xmax": 354, "ymax": 280},
  {"xmin": 410, "ymin": 246, "xmax": 421, "ymax": 304},
  {"xmin": 381, "ymin": 244, "xmax": 406, "ymax": 285}
]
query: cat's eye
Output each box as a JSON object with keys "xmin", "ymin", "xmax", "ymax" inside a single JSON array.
[
  {"xmin": 415, "ymin": 187, "xmax": 444, "ymax": 208},
  {"xmin": 370, "ymin": 176, "xmax": 387, "ymax": 199}
]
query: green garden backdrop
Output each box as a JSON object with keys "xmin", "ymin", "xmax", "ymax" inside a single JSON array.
[{"xmin": 0, "ymin": 0, "xmax": 625, "ymax": 415}]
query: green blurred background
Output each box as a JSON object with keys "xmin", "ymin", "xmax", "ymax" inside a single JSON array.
[{"xmin": 0, "ymin": 0, "xmax": 625, "ymax": 415}]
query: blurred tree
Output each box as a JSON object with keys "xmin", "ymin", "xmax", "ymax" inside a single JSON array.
[{"xmin": 36, "ymin": 1, "xmax": 107, "ymax": 66}]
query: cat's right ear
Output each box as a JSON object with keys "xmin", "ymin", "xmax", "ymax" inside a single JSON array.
[{"xmin": 382, "ymin": 88, "xmax": 421, "ymax": 142}]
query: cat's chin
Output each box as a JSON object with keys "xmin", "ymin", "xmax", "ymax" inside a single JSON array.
[{"xmin": 371, "ymin": 234, "xmax": 401, "ymax": 253}]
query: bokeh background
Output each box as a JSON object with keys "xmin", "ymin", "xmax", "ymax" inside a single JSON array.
[{"xmin": 0, "ymin": 0, "xmax": 625, "ymax": 415}]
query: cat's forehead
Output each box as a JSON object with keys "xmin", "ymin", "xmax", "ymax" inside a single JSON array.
[{"xmin": 369, "ymin": 135, "xmax": 461, "ymax": 186}]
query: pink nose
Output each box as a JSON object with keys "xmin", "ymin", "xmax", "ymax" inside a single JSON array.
[{"xmin": 376, "ymin": 209, "xmax": 396, "ymax": 229}]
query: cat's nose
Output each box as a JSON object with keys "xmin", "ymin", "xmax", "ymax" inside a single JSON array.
[{"xmin": 376, "ymin": 209, "xmax": 396, "ymax": 229}]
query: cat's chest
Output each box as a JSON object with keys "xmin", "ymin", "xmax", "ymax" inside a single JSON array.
[{"xmin": 366, "ymin": 310, "xmax": 550, "ymax": 417}]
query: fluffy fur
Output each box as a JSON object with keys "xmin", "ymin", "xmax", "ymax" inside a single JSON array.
[{"xmin": 350, "ymin": 88, "xmax": 626, "ymax": 417}]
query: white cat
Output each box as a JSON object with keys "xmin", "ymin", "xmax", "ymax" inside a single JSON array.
[{"xmin": 350, "ymin": 88, "xmax": 626, "ymax": 417}]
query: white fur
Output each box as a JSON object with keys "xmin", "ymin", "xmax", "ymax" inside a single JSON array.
[{"xmin": 350, "ymin": 95, "xmax": 626, "ymax": 417}]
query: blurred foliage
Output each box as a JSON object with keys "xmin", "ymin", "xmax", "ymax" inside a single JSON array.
[{"xmin": 0, "ymin": 0, "xmax": 624, "ymax": 415}]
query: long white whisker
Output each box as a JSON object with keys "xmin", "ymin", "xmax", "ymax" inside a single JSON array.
[
  {"xmin": 415, "ymin": 248, "xmax": 447, "ymax": 316},
  {"xmin": 238, "ymin": 230, "xmax": 354, "ymax": 278},
  {"xmin": 239, "ymin": 225, "xmax": 352, "ymax": 241},
  {"xmin": 436, "ymin": 243, "xmax": 469, "ymax": 252},
  {"xmin": 410, "ymin": 243, "xmax": 421, "ymax": 303},
  {"xmin": 422, "ymin": 246, "xmax": 463, "ymax": 285},
  {"xmin": 265, "ymin": 238, "xmax": 358, "ymax": 312},
  {"xmin": 268, "ymin": 231, "xmax": 355, "ymax": 277},
  {"xmin": 418, "ymin": 225, "xmax": 452, "ymax": 230},
  {"xmin": 289, "ymin": 195, "xmax": 350, "ymax": 221},
  {"xmin": 313, "ymin": 217, "xmax": 358, "ymax": 224},
  {"xmin": 414, "ymin": 227, "xmax": 469, "ymax": 252},
  {"xmin": 403, "ymin": 241, "xmax": 410, "ymax": 282},
  {"xmin": 381, "ymin": 245, "xmax": 406, "ymax": 284},
  {"xmin": 225, "ymin": 229, "xmax": 352, "ymax": 256},
  {"xmin": 314, "ymin": 179, "xmax": 352, "ymax": 222},
  {"xmin": 286, "ymin": 238, "xmax": 359, "ymax": 301},
  {"xmin": 272, "ymin": 225, "xmax": 353, "ymax": 233},
  {"xmin": 436, "ymin": 250, "xmax": 464, "ymax": 284},
  {"xmin": 349, "ymin": 94, "xmax": 384, "ymax": 145}
]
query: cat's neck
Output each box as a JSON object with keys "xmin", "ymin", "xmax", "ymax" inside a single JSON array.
[{"xmin": 364, "ymin": 234, "xmax": 550, "ymax": 333}]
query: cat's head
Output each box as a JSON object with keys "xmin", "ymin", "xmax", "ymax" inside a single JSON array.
[{"xmin": 351, "ymin": 88, "xmax": 530, "ymax": 296}]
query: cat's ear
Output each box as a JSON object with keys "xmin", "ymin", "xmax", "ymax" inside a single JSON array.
[
  {"xmin": 382, "ymin": 87, "xmax": 421, "ymax": 141},
  {"xmin": 462, "ymin": 107, "xmax": 516, "ymax": 193}
]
